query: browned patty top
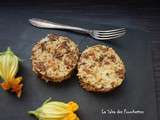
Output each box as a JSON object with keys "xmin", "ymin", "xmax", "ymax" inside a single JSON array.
[
  {"xmin": 77, "ymin": 45, "xmax": 125, "ymax": 91},
  {"xmin": 32, "ymin": 34, "xmax": 79, "ymax": 81}
]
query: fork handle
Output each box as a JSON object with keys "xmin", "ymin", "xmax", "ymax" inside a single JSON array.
[{"xmin": 29, "ymin": 18, "xmax": 89, "ymax": 33}]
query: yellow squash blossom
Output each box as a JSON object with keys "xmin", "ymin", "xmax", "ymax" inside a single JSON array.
[
  {"xmin": 28, "ymin": 98, "xmax": 80, "ymax": 120},
  {"xmin": 0, "ymin": 47, "xmax": 23, "ymax": 98}
]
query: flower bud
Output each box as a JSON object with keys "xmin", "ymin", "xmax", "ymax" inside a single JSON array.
[
  {"xmin": 28, "ymin": 98, "xmax": 80, "ymax": 120},
  {"xmin": 0, "ymin": 47, "xmax": 23, "ymax": 98}
]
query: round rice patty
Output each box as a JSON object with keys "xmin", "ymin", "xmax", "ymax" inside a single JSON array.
[
  {"xmin": 32, "ymin": 34, "xmax": 79, "ymax": 82},
  {"xmin": 77, "ymin": 45, "xmax": 125, "ymax": 92}
]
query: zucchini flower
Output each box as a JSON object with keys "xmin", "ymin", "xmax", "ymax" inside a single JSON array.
[
  {"xmin": 0, "ymin": 47, "xmax": 23, "ymax": 98},
  {"xmin": 28, "ymin": 98, "xmax": 80, "ymax": 120}
]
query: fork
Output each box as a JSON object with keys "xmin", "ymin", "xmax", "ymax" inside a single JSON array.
[{"xmin": 29, "ymin": 18, "xmax": 126, "ymax": 40}]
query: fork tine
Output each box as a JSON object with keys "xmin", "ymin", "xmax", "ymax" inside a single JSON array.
[
  {"xmin": 95, "ymin": 34, "xmax": 125, "ymax": 40},
  {"xmin": 95, "ymin": 32, "xmax": 126, "ymax": 40},
  {"xmin": 96, "ymin": 31, "xmax": 126, "ymax": 37},
  {"xmin": 97, "ymin": 28, "xmax": 126, "ymax": 33},
  {"xmin": 96, "ymin": 29, "xmax": 126, "ymax": 35}
]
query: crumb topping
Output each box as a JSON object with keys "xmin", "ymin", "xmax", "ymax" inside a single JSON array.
[
  {"xmin": 32, "ymin": 34, "xmax": 79, "ymax": 81},
  {"xmin": 77, "ymin": 45, "xmax": 125, "ymax": 90}
]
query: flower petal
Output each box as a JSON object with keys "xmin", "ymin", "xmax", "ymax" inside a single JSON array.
[
  {"xmin": 12, "ymin": 76, "xmax": 22, "ymax": 85},
  {"xmin": 67, "ymin": 102, "xmax": 79, "ymax": 112},
  {"xmin": 0, "ymin": 82, "xmax": 10, "ymax": 90},
  {"xmin": 63, "ymin": 113, "xmax": 78, "ymax": 120},
  {"xmin": 11, "ymin": 83, "xmax": 23, "ymax": 98}
]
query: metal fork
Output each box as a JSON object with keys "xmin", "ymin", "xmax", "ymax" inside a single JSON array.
[{"xmin": 29, "ymin": 18, "xmax": 126, "ymax": 40}]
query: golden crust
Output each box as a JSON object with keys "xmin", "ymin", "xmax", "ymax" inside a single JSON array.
[
  {"xmin": 32, "ymin": 34, "xmax": 79, "ymax": 82},
  {"xmin": 77, "ymin": 45, "xmax": 125, "ymax": 92}
]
